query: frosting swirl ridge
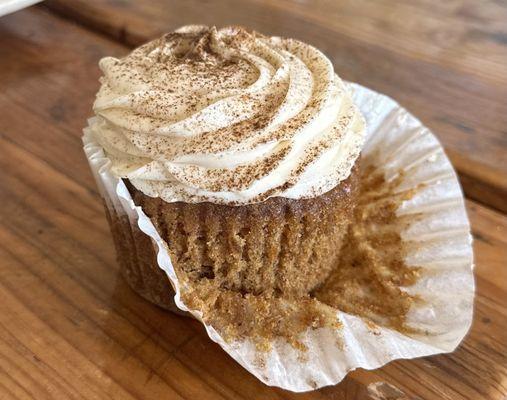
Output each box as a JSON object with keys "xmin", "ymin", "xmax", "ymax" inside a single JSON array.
[{"xmin": 90, "ymin": 25, "xmax": 365, "ymax": 204}]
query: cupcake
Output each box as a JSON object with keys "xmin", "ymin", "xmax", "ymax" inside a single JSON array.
[{"xmin": 88, "ymin": 25, "xmax": 365, "ymax": 310}]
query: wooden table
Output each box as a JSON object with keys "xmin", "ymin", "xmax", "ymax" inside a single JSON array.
[{"xmin": 0, "ymin": 2, "xmax": 505, "ymax": 399}]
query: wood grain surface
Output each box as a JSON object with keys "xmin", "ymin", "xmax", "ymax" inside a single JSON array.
[
  {"xmin": 0, "ymin": 5, "xmax": 506, "ymax": 400},
  {"xmin": 43, "ymin": 0, "xmax": 507, "ymax": 213}
]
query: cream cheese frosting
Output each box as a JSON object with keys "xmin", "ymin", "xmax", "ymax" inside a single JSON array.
[{"xmin": 90, "ymin": 25, "xmax": 365, "ymax": 204}]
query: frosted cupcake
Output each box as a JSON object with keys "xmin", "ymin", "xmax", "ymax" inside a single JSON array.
[{"xmin": 89, "ymin": 26, "xmax": 365, "ymax": 309}]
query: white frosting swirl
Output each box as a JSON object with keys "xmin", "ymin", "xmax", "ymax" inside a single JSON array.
[{"xmin": 90, "ymin": 25, "xmax": 365, "ymax": 204}]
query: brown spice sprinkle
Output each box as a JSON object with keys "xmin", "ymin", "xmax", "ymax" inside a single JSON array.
[
  {"xmin": 179, "ymin": 165, "xmax": 421, "ymax": 351},
  {"xmin": 95, "ymin": 26, "xmax": 365, "ymax": 205}
]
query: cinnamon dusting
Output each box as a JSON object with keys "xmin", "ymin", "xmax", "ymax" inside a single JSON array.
[{"xmin": 93, "ymin": 25, "xmax": 365, "ymax": 205}]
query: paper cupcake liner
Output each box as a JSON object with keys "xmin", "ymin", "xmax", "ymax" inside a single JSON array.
[{"xmin": 83, "ymin": 83, "xmax": 474, "ymax": 392}]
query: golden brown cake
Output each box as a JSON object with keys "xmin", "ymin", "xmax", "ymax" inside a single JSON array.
[
  {"xmin": 126, "ymin": 162, "xmax": 360, "ymax": 304},
  {"xmin": 89, "ymin": 25, "xmax": 366, "ymax": 311}
]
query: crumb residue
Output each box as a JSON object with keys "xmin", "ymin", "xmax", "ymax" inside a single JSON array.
[
  {"xmin": 314, "ymin": 166, "xmax": 421, "ymax": 333},
  {"xmin": 178, "ymin": 165, "xmax": 421, "ymax": 350},
  {"xmin": 181, "ymin": 282, "xmax": 341, "ymax": 352}
]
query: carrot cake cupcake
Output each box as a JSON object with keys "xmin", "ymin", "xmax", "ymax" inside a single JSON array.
[{"xmin": 88, "ymin": 25, "xmax": 365, "ymax": 311}]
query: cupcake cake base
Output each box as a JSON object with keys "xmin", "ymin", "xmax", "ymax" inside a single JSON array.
[
  {"xmin": 105, "ymin": 163, "xmax": 360, "ymax": 313},
  {"xmin": 126, "ymin": 163, "xmax": 360, "ymax": 303}
]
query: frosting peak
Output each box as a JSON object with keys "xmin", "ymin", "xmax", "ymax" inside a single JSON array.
[{"xmin": 90, "ymin": 25, "xmax": 365, "ymax": 204}]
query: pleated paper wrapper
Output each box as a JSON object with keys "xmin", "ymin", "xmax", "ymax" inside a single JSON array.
[{"xmin": 83, "ymin": 83, "xmax": 474, "ymax": 392}]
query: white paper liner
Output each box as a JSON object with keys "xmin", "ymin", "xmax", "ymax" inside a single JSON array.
[{"xmin": 83, "ymin": 83, "xmax": 474, "ymax": 392}]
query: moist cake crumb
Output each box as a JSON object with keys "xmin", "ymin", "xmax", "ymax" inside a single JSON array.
[{"xmin": 143, "ymin": 165, "xmax": 422, "ymax": 351}]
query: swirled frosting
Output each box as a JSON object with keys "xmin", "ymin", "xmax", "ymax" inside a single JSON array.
[{"xmin": 90, "ymin": 25, "xmax": 365, "ymax": 204}]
